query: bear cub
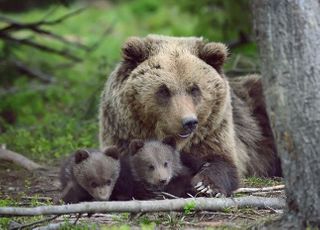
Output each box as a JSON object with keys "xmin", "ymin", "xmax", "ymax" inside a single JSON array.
[
  {"xmin": 110, "ymin": 136, "xmax": 192, "ymax": 200},
  {"xmin": 59, "ymin": 147, "xmax": 120, "ymax": 203}
]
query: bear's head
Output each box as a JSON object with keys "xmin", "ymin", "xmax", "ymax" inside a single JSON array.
[
  {"xmin": 123, "ymin": 35, "xmax": 230, "ymax": 147},
  {"xmin": 128, "ymin": 136, "xmax": 180, "ymax": 189},
  {"xmin": 73, "ymin": 147, "xmax": 120, "ymax": 201}
]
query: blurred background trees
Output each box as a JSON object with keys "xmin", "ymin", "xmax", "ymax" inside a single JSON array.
[{"xmin": 0, "ymin": 0, "xmax": 256, "ymax": 162}]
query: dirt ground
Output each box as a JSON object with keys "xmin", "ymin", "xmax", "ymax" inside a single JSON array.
[{"xmin": 0, "ymin": 161, "xmax": 284, "ymax": 229}]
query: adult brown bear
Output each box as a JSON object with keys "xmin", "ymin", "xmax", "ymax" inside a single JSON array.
[{"xmin": 99, "ymin": 35, "xmax": 281, "ymax": 196}]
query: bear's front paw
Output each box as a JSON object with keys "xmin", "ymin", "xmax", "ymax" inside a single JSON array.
[
  {"xmin": 193, "ymin": 181, "xmax": 225, "ymax": 198},
  {"xmin": 191, "ymin": 162, "xmax": 239, "ymax": 197}
]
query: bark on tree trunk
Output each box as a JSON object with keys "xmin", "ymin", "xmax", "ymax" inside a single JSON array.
[{"xmin": 252, "ymin": 0, "xmax": 320, "ymax": 228}]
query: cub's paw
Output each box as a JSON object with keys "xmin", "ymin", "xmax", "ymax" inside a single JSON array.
[{"xmin": 191, "ymin": 161, "xmax": 239, "ymax": 197}]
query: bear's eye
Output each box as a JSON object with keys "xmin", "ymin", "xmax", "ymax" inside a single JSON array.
[
  {"xmin": 148, "ymin": 165, "xmax": 155, "ymax": 171},
  {"xmin": 164, "ymin": 162, "xmax": 168, "ymax": 168},
  {"xmin": 91, "ymin": 181, "xmax": 98, "ymax": 188},
  {"xmin": 156, "ymin": 84, "xmax": 171, "ymax": 104},
  {"xmin": 106, "ymin": 179, "xmax": 111, "ymax": 186},
  {"xmin": 189, "ymin": 84, "xmax": 201, "ymax": 97}
]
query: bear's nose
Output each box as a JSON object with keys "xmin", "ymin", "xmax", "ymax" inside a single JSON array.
[
  {"xmin": 182, "ymin": 117, "xmax": 198, "ymax": 131},
  {"xmin": 159, "ymin": 179, "xmax": 167, "ymax": 185}
]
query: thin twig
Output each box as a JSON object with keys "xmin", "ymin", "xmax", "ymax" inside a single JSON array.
[
  {"xmin": 234, "ymin": 185, "xmax": 285, "ymax": 194},
  {"xmin": 0, "ymin": 196, "xmax": 286, "ymax": 217},
  {"xmin": 157, "ymin": 192, "xmax": 180, "ymax": 199},
  {"xmin": 27, "ymin": 27, "xmax": 88, "ymax": 50},
  {"xmin": 11, "ymin": 215, "xmax": 60, "ymax": 230},
  {"xmin": 39, "ymin": 8, "xmax": 86, "ymax": 26}
]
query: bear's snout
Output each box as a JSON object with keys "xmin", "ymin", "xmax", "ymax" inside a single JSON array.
[
  {"xmin": 159, "ymin": 179, "xmax": 167, "ymax": 185},
  {"xmin": 178, "ymin": 116, "xmax": 198, "ymax": 138},
  {"xmin": 182, "ymin": 117, "xmax": 198, "ymax": 131}
]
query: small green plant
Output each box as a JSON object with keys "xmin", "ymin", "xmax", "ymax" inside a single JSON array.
[
  {"xmin": 59, "ymin": 221, "xmax": 98, "ymax": 230},
  {"xmin": 162, "ymin": 212, "xmax": 187, "ymax": 228},
  {"xmin": 222, "ymin": 207, "xmax": 233, "ymax": 213},
  {"xmin": 183, "ymin": 201, "xmax": 196, "ymax": 215},
  {"xmin": 138, "ymin": 215, "xmax": 153, "ymax": 225},
  {"xmin": 140, "ymin": 222, "xmax": 156, "ymax": 230}
]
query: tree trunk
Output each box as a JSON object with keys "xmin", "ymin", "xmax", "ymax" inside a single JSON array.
[{"xmin": 252, "ymin": 0, "xmax": 320, "ymax": 228}]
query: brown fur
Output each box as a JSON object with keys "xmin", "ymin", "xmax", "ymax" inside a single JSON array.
[
  {"xmin": 59, "ymin": 147, "xmax": 120, "ymax": 203},
  {"xmin": 110, "ymin": 137, "xmax": 190, "ymax": 200},
  {"xmin": 99, "ymin": 35, "xmax": 281, "ymax": 195}
]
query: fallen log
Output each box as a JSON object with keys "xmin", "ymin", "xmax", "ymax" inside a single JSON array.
[{"xmin": 0, "ymin": 196, "xmax": 285, "ymax": 217}]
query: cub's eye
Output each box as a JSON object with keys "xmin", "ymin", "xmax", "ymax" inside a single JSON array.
[
  {"xmin": 148, "ymin": 165, "xmax": 155, "ymax": 171},
  {"xmin": 156, "ymin": 84, "xmax": 171, "ymax": 102},
  {"xmin": 91, "ymin": 182, "xmax": 98, "ymax": 188},
  {"xmin": 106, "ymin": 179, "xmax": 111, "ymax": 186},
  {"xmin": 164, "ymin": 162, "xmax": 168, "ymax": 168},
  {"xmin": 189, "ymin": 84, "xmax": 200, "ymax": 97}
]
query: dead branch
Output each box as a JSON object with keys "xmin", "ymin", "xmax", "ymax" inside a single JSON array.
[
  {"xmin": 0, "ymin": 18, "xmax": 88, "ymax": 50},
  {"xmin": 0, "ymin": 8, "xmax": 86, "ymax": 33},
  {"xmin": 0, "ymin": 196, "xmax": 285, "ymax": 217},
  {"xmin": 11, "ymin": 59, "xmax": 54, "ymax": 83},
  {"xmin": 0, "ymin": 148, "xmax": 45, "ymax": 171},
  {"xmin": 0, "ymin": 33, "xmax": 81, "ymax": 62},
  {"xmin": 234, "ymin": 185, "xmax": 285, "ymax": 194}
]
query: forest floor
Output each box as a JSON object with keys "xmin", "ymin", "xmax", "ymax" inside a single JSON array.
[{"xmin": 0, "ymin": 161, "xmax": 284, "ymax": 229}]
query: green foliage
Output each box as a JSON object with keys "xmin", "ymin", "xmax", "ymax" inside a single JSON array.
[
  {"xmin": 0, "ymin": 0, "xmax": 257, "ymax": 162},
  {"xmin": 168, "ymin": 0, "xmax": 252, "ymax": 41}
]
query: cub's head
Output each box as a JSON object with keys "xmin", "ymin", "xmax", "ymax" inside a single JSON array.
[
  {"xmin": 129, "ymin": 136, "xmax": 180, "ymax": 189},
  {"xmin": 72, "ymin": 147, "xmax": 120, "ymax": 201},
  {"xmin": 123, "ymin": 35, "xmax": 229, "ymax": 146}
]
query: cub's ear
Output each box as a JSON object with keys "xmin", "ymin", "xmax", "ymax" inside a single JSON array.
[
  {"xmin": 199, "ymin": 42, "xmax": 228, "ymax": 73},
  {"xmin": 129, "ymin": 139, "xmax": 144, "ymax": 156},
  {"xmin": 104, "ymin": 146, "xmax": 119, "ymax": 160},
  {"xmin": 122, "ymin": 37, "xmax": 148, "ymax": 64},
  {"xmin": 162, "ymin": 136, "xmax": 176, "ymax": 149},
  {"xmin": 74, "ymin": 149, "xmax": 89, "ymax": 164}
]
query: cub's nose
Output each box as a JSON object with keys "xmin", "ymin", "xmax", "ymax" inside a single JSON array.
[
  {"xmin": 182, "ymin": 117, "xmax": 198, "ymax": 131},
  {"xmin": 159, "ymin": 179, "xmax": 167, "ymax": 185}
]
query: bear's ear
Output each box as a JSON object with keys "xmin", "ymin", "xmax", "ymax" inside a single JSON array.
[
  {"xmin": 162, "ymin": 136, "xmax": 176, "ymax": 149},
  {"xmin": 129, "ymin": 139, "xmax": 144, "ymax": 156},
  {"xmin": 198, "ymin": 42, "xmax": 228, "ymax": 73},
  {"xmin": 122, "ymin": 37, "xmax": 148, "ymax": 64},
  {"xmin": 104, "ymin": 146, "xmax": 119, "ymax": 160},
  {"xmin": 74, "ymin": 149, "xmax": 89, "ymax": 164}
]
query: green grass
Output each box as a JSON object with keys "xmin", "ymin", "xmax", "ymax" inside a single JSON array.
[{"xmin": 244, "ymin": 176, "xmax": 283, "ymax": 187}]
